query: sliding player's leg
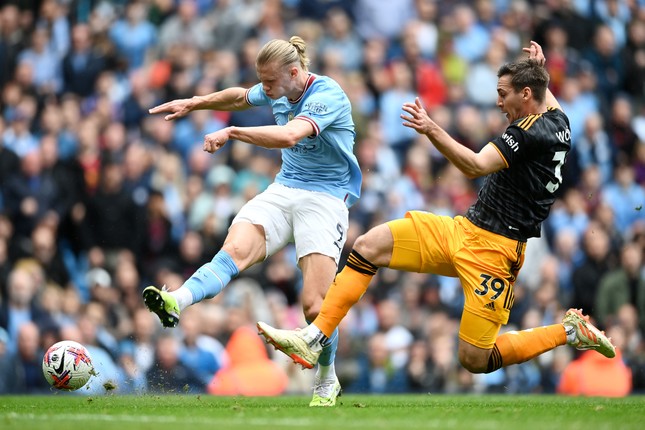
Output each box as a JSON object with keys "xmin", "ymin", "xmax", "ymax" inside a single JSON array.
[{"xmin": 258, "ymin": 212, "xmax": 448, "ymax": 366}]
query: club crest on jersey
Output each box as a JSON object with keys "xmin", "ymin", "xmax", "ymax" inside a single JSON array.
[
  {"xmin": 304, "ymin": 101, "xmax": 327, "ymax": 114},
  {"xmin": 288, "ymin": 112, "xmax": 294, "ymax": 121}
]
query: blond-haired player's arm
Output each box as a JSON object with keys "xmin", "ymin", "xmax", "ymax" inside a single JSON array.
[{"xmin": 149, "ymin": 87, "xmax": 249, "ymax": 121}]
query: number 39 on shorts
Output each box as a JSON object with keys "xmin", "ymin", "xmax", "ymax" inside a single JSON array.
[{"xmin": 475, "ymin": 274, "xmax": 506, "ymax": 300}]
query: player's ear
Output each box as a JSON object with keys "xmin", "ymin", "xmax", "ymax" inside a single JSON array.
[{"xmin": 522, "ymin": 87, "xmax": 531, "ymax": 100}]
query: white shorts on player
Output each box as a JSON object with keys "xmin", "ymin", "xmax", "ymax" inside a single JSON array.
[{"xmin": 233, "ymin": 183, "xmax": 349, "ymax": 264}]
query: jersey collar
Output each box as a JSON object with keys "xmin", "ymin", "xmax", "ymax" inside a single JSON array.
[{"xmin": 288, "ymin": 73, "xmax": 316, "ymax": 104}]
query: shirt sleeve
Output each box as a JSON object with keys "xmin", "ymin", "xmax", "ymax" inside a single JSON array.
[
  {"xmin": 245, "ymin": 83, "xmax": 271, "ymax": 107},
  {"xmin": 490, "ymin": 125, "xmax": 529, "ymax": 167},
  {"xmin": 295, "ymin": 85, "xmax": 346, "ymax": 137}
]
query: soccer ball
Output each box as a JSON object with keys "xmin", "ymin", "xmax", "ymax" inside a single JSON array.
[{"xmin": 42, "ymin": 340, "xmax": 94, "ymax": 391}]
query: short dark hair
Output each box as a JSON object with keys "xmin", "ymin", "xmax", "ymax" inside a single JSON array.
[{"xmin": 497, "ymin": 59, "xmax": 550, "ymax": 103}]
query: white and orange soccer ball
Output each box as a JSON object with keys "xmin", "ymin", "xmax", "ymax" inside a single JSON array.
[{"xmin": 42, "ymin": 340, "xmax": 94, "ymax": 391}]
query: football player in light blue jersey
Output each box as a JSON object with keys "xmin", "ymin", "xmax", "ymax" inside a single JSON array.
[
  {"xmin": 244, "ymin": 71, "xmax": 361, "ymax": 206},
  {"xmin": 143, "ymin": 36, "xmax": 361, "ymax": 406}
]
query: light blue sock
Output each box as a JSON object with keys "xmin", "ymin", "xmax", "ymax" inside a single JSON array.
[
  {"xmin": 318, "ymin": 328, "xmax": 338, "ymax": 366},
  {"xmin": 307, "ymin": 316, "xmax": 338, "ymax": 367},
  {"xmin": 182, "ymin": 250, "xmax": 239, "ymax": 302}
]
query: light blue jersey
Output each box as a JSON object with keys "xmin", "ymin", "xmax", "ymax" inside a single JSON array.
[{"xmin": 245, "ymin": 74, "xmax": 362, "ymax": 207}]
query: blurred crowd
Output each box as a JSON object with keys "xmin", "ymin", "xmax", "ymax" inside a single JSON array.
[{"xmin": 1, "ymin": 0, "xmax": 645, "ymax": 397}]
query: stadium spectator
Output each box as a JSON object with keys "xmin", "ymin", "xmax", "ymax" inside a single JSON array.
[
  {"xmin": 557, "ymin": 76, "xmax": 599, "ymax": 145},
  {"xmin": 2, "ymin": 105, "xmax": 38, "ymax": 158},
  {"xmin": 353, "ymin": 0, "xmax": 416, "ymax": 42},
  {"xmin": 571, "ymin": 112, "xmax": 614, "ymax": 186},
  {"xmin": 146, "ymin": 332, "xmax": 205, "ymax": 394},
  {"xmin": 547, "ymin": 188, "xmax": 591, "ymax": 244},
  {"xmin": 17, "ymin": 26, "xmax": 63, "ymax": 96},
  {"xmin": 531, "ymin": 0, "xmax": 596, "ymax": 54},
  {"xmin": 148, "ymin": 150, "xmax": 187, "ymax": 243},
  {"xmin": 465, "ymin": 40, "xmax": 508, "ymax": 108},
  {"xmin": 0, "ymin": 321, "xmax": 50, "ymax": 394},
  {"xmin": 107, "ymin": 1, "xmax": 156, "ymax": 72},
  {"xmin": 119, "ymin": 308, "xmax": 158, "ymax": 393},
  {"xmin": 0, "ymin": 4, "xmax": 27, "ymax": 89},
  {"xmin": 375, "ymin": 298, "xmax": 415, "ymax": 369},
  {"xmin": 35, "ymin": 0, "xmax": 70, "ymax": 58},
  {"xmin": 0, "ymin": 119, "xmax": 20, "ymax": 211},
  {"xmin": 38, "ymin": 132, "xmax": 83, "ymax": 229},
  {"xmin": 548, "ymin": 230, "xmax": 581, "ymax": 306},
  {"xmin": 157, "ymin": 0, "xmax": 213, "ymax": 56},
  {"xmin": 450, "ymin": 3, "xmax": 492, "ymax": 64},
  {"xmin": 570, "ymin": 222, "xmax": 614, "ymax": 318},
  {"xmin": 346, "ymin": 332, "xmax": 410, "ymax": 393},
  {"xmin": 406, "ymin": 337, "xmax": 446, "ymax": 394},
  {"xmin": 317, "ymin": 8, "xmax": 363, "ymax": 73},
  {"xmin": 612, "ymin": 304, "xmax": 645, "ymax": 391},
  {"xmin": 177, "ymin": 305, "xmax": 224, "ymax": 385},
  {"xmin": 583, "ymin": 24, "xmax": 625, "ymax": 109},
  {"xmin": 408, "ymin": 0, "xmax": 440, "ymax": 60},
  {"xmin": 398, "ymin": 25, "xmax": 448, "ymax": 113},
  {"xmin": 606, "ymin": 95, "xmax": 641, "ymax": 163},
  {"xmin": 62, "ymin": 23, "xmax": 106, "ymax": 98},
  {"xmin": 601, "ymin": 160, "xmax": 645, "ymax": 238},
  {"xmin": 17, "ymin": 222, "xmax": 70, "ymax": 289},
  {"xmin": 207, "ymin": 0, "xmax": 263, "ymax": 53},
  {"xmin": 541, "ymin": 22, "xmax": 584, "ymax": 97},
  {"xmin": 378, "ymin": 60, "xmax": 420, "ymax": 164},
  {"xmin": 5, "ymin": 150, "xmax": 64, "ymax": 240},
  {"xmin": 85, "ymin": 161, "xmax": 145, "ymax": 269},
  {"xmin": 0, "ymin": 234, "xmax": 10, "ymax": 300},
  {"xmin": 593, "ymin": 0, "xmax": 631, "ymax": 48},
  {"xmin": 623, "ymin": 18, "xmax": 645, "ymax": 106},
  {"xmin": 186, "ymin": 164, "xmax": 240, "ymax": 238},
  {"xmin": 595, "ymin": 241, "xmax": 645, "ymax": 330},
  {"xmin": 0, "ymin": 263, "xmax": 55, "ymax": 356}
]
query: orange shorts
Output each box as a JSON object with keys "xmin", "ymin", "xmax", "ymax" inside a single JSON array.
[{"xmin": 387, "ymin": 212, "xmax": 526, "ymax": 349}]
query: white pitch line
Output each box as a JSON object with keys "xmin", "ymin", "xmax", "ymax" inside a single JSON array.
[{"xmin": 0, "ymin": 413, "xmax": 316, "ymax": 427}]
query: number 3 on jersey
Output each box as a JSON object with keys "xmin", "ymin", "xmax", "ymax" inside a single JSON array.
[{"xmin": 546, "ymin": 150, "xmax": 566, "ymax": 193}]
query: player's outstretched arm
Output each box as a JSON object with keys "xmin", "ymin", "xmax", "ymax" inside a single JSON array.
[
  {"xmin": 149, "ymin": 87, "xmax": 249, "ymax": 121},
  {"xmin": 402, "ymin": 97, "xmax": 505, "ymax": 178},
  {"xmin": 202, "ymin": 116, "xmax": 315, "ymax": 154}
]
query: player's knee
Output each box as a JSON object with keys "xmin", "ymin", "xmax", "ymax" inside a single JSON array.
[
  {"xmin": 352, "ymin": 233, "xmax": 370, "ymax": 255},
  {"xmin": 301, "ymin": 297, "xmax": 321, "ymax": 322},
  {"xmin": 458, "ymin": 350, "xmax": 488, "ymax": 374},
  {"xmin": 352, "ymin": 233, "xmax": 380, "ymax": 262}
]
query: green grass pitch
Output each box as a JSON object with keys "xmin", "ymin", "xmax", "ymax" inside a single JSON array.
[{"xmin": 1, "ymin": 394, "xmax": 643, "ymax": 430}]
